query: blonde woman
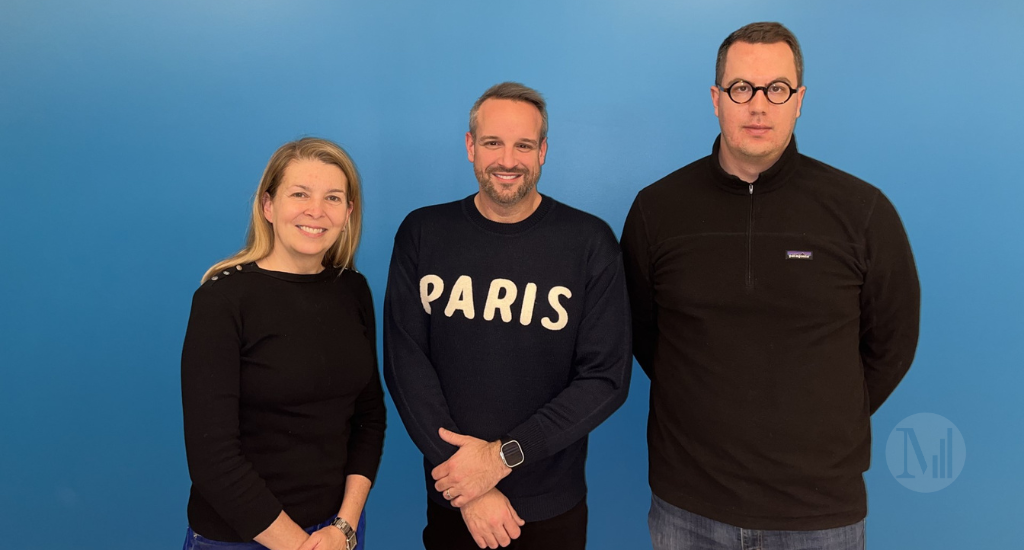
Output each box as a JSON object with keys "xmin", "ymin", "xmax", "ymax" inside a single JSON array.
[{"xmin": 181, "ymin": 138, "xmax": 385, "ymax": 550}]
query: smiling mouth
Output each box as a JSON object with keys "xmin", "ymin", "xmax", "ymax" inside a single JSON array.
[
  {"xmin": 487, "ymin": 165, "xmax": 528, "ymax": 182},
  {"xmin": 298, "ymin": 225, "xmax": 327, "ymax": 234}
]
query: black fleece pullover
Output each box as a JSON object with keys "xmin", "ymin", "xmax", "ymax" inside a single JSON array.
[{"xmin": 621, "ymin": 136, "xmax": 920, "ymax": 530}]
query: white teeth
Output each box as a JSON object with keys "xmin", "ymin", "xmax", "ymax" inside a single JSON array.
[
  {"xmin": 298, "ymin": 226, "xmax": 326, "ymax": 234},
  {"xmin": 495, "ymin": 174, "xmax": 519, "ymax": 180}
]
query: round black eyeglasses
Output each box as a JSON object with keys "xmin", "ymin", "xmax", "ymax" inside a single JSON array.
[{"xmin": 718, "ymin": 80, "xmax": 798, "ymax": 105}]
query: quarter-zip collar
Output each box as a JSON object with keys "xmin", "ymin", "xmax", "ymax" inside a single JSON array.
[{"xmin": 709, "ymin": 134, "xmax": 801, "ymax": 195}]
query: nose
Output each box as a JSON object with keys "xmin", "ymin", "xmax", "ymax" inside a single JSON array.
[
  {"xmin": 501, "ymin": 145, "xmax": 517, "ymax": 169},
  {"xmin": 305, "ymin": 199, "xmax": 325, "ymax": 218},
  {"xmin": 748, "ymin": 89, "xmax": 770, "ymax": 114}
]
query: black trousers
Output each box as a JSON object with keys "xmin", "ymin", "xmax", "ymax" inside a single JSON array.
[{"xmin": 423, "ymin": 497, "xmax": 587, "ymax": 550}]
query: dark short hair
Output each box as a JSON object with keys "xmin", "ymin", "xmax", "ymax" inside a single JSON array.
[
  {"xmin": 468, "ymin": 82, "xmax": 548, "ymax": 140},
  {"xmin": 716, "ymin": 22, "xmax": 804, "ymax": 87}
]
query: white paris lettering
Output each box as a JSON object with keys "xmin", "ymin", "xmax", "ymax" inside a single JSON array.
[
  {"xmin": 419, "ymin": 275, "xmax": 571, "ymax": 331},
  {"xmin": 483, "ymin": 278, "xmax": 517, "ymax": 322},
  {"xmin": 443, "ymin": 275, "xmax": 475, "ymax": 319},
  {"xmin": 519, "ymin": 283, "xmax": 537, "ymax": 326},
  {"xmin": 541, "ymin": 287, "xmax": 572, "ymax": 331},
  {"xmin": 419, "ymin": 274, "xmax": 444, "ymax": 314}
]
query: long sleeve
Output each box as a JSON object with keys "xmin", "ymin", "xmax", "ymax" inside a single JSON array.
[
  {"xmin": 383, "ymin": 221, "xmax": 461, "ymax": 467},
  {"xmin": 860, "ymin": 191, "xmax": 920, "ymax": 414},
  {"xmin": 181, "ymin": 285, "xmax": 282, "ymax": 541},
  {"xmin": 344, "ymin": 276, "xmax": 387, "ymax": 481},
  {"xmin": 504, "ymin": 250, "xmax": 632, "ymax": 467},
  {"xmin": 621, "ymin": 193, "xmax": 657, "ymax": 377}
]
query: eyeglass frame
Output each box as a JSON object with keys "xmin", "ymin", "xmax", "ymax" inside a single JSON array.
[{"xmin": 717, "ymin": 80, "xmax": 799, "ymax": 105}]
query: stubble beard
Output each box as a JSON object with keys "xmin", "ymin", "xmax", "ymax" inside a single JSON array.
[
  {"xmin": 724, "ymin": 114, "xmax": 795, "ymax": 164},
  {"xmin": 475, "ymin": 165, "xmax": 540, "ymax": 207}
]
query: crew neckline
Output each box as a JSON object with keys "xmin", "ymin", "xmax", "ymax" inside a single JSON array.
[
  {"xmin": 246, "ymin": 262, "xmax": 343, "ymax": 282},
  {"xmin": 461, "ymin": 193, "xmax": 555, "ymax": 235}
]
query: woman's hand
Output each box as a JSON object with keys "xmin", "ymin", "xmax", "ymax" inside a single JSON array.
[
  {"xmin": 296, "ymin": 524, "xmax": 349, "ymax": 550},
  {"xmin": 252, "ymin": 511, "xmax": 312, "ymax": 550}
]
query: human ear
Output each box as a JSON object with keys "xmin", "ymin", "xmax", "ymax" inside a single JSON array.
[
  {"xmin": 262, "ymin": 192, "xmax": 274, "ymax": 223},
  {"xmin": 466, "ymin": 132, "xmax": 476, "ymax": 163}
]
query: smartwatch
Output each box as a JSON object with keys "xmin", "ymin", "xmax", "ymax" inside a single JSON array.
[
  {"xmin": 330, "ymin": 516, "xmax": 357, "ymax": 550},
  {"xmin": 499, "ymin": 436, "xmax": 525, "ymax": 468}
]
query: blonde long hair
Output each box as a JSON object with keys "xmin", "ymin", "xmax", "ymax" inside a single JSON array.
[{"xmin": 202, "ymin": 137, "xmax": 363, "ymax": 283}]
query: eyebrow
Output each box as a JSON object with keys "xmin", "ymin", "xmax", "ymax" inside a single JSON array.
[
  {"xmin": 478, "ymin": 135, "xmax": 540, "ymax": 146},
  {"xmin": 290, "ymin": 184, "xmax": 347, "ymax": 194},
  {"xmin": 725, "ymin": 77, "xmax": 795, "ymax": 86}
]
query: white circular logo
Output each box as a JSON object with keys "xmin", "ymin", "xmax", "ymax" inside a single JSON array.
[{"xmin": 885, "ymin": 413, "xmax": 965, "ymax": 493}]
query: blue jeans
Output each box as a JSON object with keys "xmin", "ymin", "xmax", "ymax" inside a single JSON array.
[
  {"xmin": 183, "ymin": 513, "xmax": 366, "ymax": 550},
  {"xmin": 649, "ymin": 494, "xmax": 864, "ymax": 550}
]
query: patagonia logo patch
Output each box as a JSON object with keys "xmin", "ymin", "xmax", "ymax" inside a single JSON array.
[{"xmin": 786, "ymin": 250, "xmax": 813, "ymax": 260}]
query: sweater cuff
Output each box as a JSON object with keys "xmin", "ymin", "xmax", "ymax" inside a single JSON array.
[
  {"xmin": 232, "ymin": 493, "xmax": 283, "ymax": 542},
  {"xmin": 507, "ymin": 418, "xmax": 548, "ymax": 468},
  {"xmin": 343, "ymin": 456, "xmax": 381, "ymax": 484}
]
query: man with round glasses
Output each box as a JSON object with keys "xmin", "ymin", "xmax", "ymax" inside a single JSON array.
[{"xmin": 621, "ymin": 21, "xmax": 920, "ymax": 549}]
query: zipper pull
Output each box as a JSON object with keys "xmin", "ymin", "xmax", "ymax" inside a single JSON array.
[{"xmin": 749, "ymin": 183, "xmax": 754, "ymax": 195}]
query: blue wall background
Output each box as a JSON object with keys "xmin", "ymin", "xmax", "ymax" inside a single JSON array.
[{"xmin": 2, "ymin": 1, "xmax": 1021, "ymax": 548}]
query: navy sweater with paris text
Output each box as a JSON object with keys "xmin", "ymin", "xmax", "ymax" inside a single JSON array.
[{"xmin": 383, "ymin": 194, "xmax": 632, "ymax": 522}]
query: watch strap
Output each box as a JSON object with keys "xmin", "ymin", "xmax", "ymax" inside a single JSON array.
[{"xmin": 330, "ymin": 517, "xmax": 357, "ymax": 550}]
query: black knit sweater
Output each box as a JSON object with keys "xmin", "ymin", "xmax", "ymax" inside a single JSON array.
[
  {"xmin": 621, "ymin": 136, "xmax": 920, "ymax": 530},
  {"xmin": 181, "ymin": 264, "xmax": 386, "ymax": 541},
  {"xmin": 383, "ymin": 194, "xmax": 631, "ymax": 522}
]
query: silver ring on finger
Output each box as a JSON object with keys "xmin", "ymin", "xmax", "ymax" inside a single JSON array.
[{"xmin": 444, "ymin": 488, "xmax": 451, "ymax": 500}]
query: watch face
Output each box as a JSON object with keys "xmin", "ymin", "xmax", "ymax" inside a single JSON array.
[{"xmin": 501, "ymin": 440, "xmax": 525, "ymax": 468}]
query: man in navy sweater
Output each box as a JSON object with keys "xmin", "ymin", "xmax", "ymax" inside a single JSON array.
[{"xmin": 384, "ymin": 82, "xmax": 631, "ymax": 549}]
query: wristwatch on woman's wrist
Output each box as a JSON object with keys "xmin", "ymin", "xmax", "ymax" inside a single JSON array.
[{"xmin": 330, "ymin": 517, "xmax": 357, "ymax": 550}]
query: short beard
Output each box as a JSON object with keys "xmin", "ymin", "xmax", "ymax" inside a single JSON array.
[{"xmin": 475, "ymin": 165, "xmax": 540, "ymax": 207}]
